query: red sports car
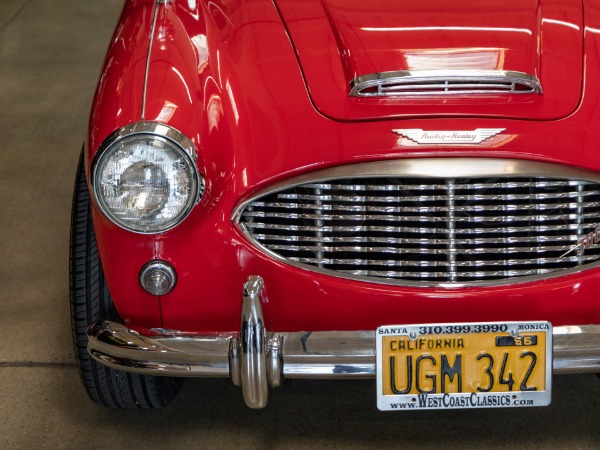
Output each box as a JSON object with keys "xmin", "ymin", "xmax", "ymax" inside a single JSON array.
[{"xmin": 70, "ymin": 0, "xmax": 600, "ymax": 410}]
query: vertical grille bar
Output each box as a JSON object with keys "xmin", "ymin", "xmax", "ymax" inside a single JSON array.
[
  {"xmin": 576, "ymin": 182, "xmax": 585, "ymax": 267},
  {"xmin": 314, "ymin": 186, "xmax": 325, "ymax": 267},
  {"xmin": 501, "ymin": 179, "xmax": 509, "ymax": 279},
  {"xmin": 534, "ymin": 179, "xmax": 542, "ymax": 274},
  {"xmin": 447, "ymin": 179, "xmax": 457, "ymax": 282}
]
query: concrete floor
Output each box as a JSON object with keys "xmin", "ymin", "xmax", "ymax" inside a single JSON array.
[{"xmin": 0, "ymin": 0, "xmax": 599, "ymax": 448}]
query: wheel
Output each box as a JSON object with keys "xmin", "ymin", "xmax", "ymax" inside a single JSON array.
[{"xmin": 69, "ymin": 149, "xmax": 182, "ymax": 408}]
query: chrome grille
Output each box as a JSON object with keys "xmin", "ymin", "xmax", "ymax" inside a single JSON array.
[
  {"xmin": 349, "ymin": 70, "xmax": 542, "ymax": 97},
  {"xmin": 236, "ymin": 160, "xmax": 600, "ymax": 286}
]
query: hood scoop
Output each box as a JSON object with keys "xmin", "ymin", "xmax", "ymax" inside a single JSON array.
[
  {"xmin": 350, "ymin": 70, "xmax": 543, "ymax": 97},
  {"xmin": 274, "ymin": 0, "xmax": 583, "ymax": 121}
]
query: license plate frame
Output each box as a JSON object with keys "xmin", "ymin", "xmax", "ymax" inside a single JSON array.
[{"xmin": 376, "ymin": 321, "xmax": 552, "ymax": 411}]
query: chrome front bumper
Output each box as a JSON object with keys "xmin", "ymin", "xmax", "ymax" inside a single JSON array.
[{"xmin": 88, "ymin": 276, "xmax": 600, "ymax": 408}]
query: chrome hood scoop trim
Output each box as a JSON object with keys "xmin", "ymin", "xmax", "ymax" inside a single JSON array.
[{"xmin": 349, "ymin": 70, "xmax": 543, "ymax": 98}]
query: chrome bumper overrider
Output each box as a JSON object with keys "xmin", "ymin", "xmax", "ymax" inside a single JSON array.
[{"xmin": 87, "ymin": 276, "xmax": 600, "ymax": 408}]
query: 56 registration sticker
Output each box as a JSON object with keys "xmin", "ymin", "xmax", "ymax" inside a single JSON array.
[{"xmin": 376, "ymin": 322, "xmax": 552, "ymax": 410}]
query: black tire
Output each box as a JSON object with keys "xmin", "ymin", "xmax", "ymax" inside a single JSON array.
[{"xmin": 69, "ymin": 149, "xmax": 182, "ymax": 408}]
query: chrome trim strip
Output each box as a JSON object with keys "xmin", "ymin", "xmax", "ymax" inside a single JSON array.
[
  {"xmin": 87, "ymin": 320, "xmax": 234, "ymax": 376},
  {"xmin": 141, "ymin": 1, "xmax": 162, "ymax": 120},
  {"xmin": 232, "ymin": 158, "xmax": 600, "ymax": 288},
  {"xmin": 93, "ymin": 121, "xmax": 198, "ymax": 161},
  {"xmin": 349, "ymin": 70, "xmax": 543, "ymax": 97},
  {"xmin": 281, "ymin": 331, "xmax": 376, "ymax": 378},
  {"xmin": 87, "ymin": 322, "xmax": 600, "ymax": 378},
  {"xmin": 553, "ymin": 325, "xmax": 600, "ymax": 373},
  {"xmin": 240, "ymin": 276, "xmax": 269, "ymax": 408}
]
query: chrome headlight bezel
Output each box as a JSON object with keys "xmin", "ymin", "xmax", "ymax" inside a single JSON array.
[{"xmin": 91, "ymin": 122, "xmax": 204, "ymax": 234}]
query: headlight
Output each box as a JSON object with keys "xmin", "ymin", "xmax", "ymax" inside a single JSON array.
[{"xmin": 92, "ymin": 122, "xmax": 204, "ymax": 233}]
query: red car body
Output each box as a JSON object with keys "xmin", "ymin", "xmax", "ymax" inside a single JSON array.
[{"xmin": 76, "ymin": 0, "xmax": 600, "ymax": 410}]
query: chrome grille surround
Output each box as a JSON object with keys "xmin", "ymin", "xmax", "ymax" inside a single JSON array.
[
  {"xmin": 349, "ymin": 70, "xmax": 543, "ymax": 97},
  {"xmin": 233, "ymin": 159, "xmax": 600, "ymax": 288}
]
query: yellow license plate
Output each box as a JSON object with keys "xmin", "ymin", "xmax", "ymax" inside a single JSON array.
[{"xmin": 376, "ymin": 322, "xmax": 552, "ymax": 410}]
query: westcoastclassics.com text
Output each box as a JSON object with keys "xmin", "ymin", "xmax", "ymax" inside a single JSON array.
[{"xmin": 387, "ymin": 392, "xmax": 536, "ymax": 410}]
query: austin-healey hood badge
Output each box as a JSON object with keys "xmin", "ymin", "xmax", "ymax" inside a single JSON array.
[{"xmin": 393, "ymin": 128, "xmax": 505, "ymax": 145}]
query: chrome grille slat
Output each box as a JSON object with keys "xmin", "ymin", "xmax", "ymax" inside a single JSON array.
[
  {"xmin": 384, "ymin": 82, "xmax": 518, "ymax": 91},
  {"xmin": 256, "ymin": 189, "xmax": 600, "ymax": 203},
  {"xmin": 270, "ymin": 195, "xmax": 600, "ymax": 210},
  {"xmin": 339, "ymin": 269, "xmax": 553, "ymax": 278},
  {"xmin": 248, "ymin": 234, "xmax": 583, "ymax": 245},
  {"xmin": 264, "ymin": 244, "xmax": 578, "ymax": 254},
  {"xmin": 243, "ymin": 207, "xmax": 600, "ymax": 219},
  {"xmin": 291, "ymin": 255, "xmax": 598, "ymax": 267},
  {"xmin": 302, "ymin": 181, "xmax": 593, "ymax": 190},
  {"xmin": 237, "ymin": 168, "xmax": 600, "ymax": 286},
  {"xmin": 244, "ymin": 222, "xmax": 600, "ymax": 234}
]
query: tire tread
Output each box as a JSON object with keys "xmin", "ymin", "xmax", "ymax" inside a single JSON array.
[{"xmin": 69, "ymin": 149, "xmax": 181, "ymax": 409}]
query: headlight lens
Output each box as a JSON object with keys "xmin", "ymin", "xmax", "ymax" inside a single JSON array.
[{"xmin": 92, "ymin": 124, "xmax": 203, "ymax": 233}]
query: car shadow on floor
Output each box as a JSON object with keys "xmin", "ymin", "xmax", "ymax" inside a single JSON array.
[{"xmin": 57, "ymin": 372, "xmax": 600, "ymax": 449}]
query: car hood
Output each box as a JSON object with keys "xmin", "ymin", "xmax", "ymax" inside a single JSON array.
[{"xmin": 274, "ymin": 0, "xmax": 583, "ymax": 121}]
